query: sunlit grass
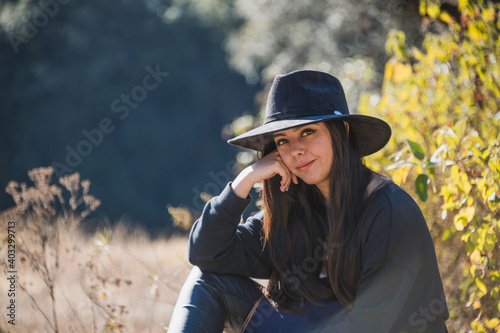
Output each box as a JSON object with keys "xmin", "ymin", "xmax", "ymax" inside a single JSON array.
[
  {"xmin": 0, "ymin": 217, "xmax": 191, "ymax": 333},
  {"xmin": 0, "ymin": 167, "xmax": 191, "ymax": 332}
]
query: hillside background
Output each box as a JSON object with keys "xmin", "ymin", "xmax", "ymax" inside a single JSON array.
[{"xmin": 0, "ymin": 0, "xmax": 422, "ymax": 233}]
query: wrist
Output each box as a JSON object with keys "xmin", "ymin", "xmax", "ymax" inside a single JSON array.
[{"xmin": 232, "ymin": 167, "xmax": 256, "ymax": 199}]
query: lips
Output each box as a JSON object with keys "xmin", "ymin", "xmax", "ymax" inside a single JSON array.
[{"xmin": 297, "ymin": 160, "xmax": 315, "ymax": 171}]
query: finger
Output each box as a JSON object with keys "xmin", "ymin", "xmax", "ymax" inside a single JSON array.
[
  {"xmin": 277, "ymin": 161, "xmax": 291, "ymax": 192},
  {"xmin": 276, "ymin": 162, "xmax": 286, "ymax": 187},
  {"xmin": 266, "ymin": 152, "xmax": 290, "ymax": 191},
  {"xmin": 285, "ymin": 167, "xmax": 293, "ymax": 191},
  {"xmin": 274, "ymin": 163, "xmax": 286, "ymax": 191},
  {"xmin": 280, "ymin": 162, "xmax": 295, "ymax": 190},
  {"xmin": 270, "ymin": 154, "xmax": 285, "ymax": 186}
]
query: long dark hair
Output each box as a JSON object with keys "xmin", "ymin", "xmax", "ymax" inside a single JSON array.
[{"xmin": 261, "ymin": 120, "xmax": 373, "ymax": 311}]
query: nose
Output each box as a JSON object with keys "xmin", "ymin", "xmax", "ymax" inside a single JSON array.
[{"xmin": 290, "ymin": 140, "xmax": 305, "ymax": 157}]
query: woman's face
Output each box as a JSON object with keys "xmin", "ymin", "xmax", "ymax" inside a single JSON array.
[{"xmin": 273, "ymin": 122, "xmax": 333, "ymax": 196}]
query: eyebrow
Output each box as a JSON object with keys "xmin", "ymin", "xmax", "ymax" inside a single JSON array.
[
  {"xmin": 273, "ymin": 125, "xmax": 309, "ymax": 138},
  {"xmin": 273, "ymin": 132, "xmax": 286, "ymax": 138}
]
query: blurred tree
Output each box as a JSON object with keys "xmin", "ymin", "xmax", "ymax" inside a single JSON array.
[
  {"xmin": 167, "ymin": 0, "xmax": 425, "ymax": 168},
  {"xmin": 0, "ymin": 0, "xmax": 258, "ymax": 232},
  {"xmin": 360, "ymin": 0, "xmax": 500, "ymax": 330},
  {"xmin": 172, "ymin": 0, "xmax": 422, "ymax": 85}
]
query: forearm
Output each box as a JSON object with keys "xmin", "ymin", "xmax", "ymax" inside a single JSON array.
[
  {"xmin": 188, "ymin": 183, "xmax": 250, "ymax": 265},
  {"xmin": 231, "ymin": 166, "xmax": 257, "ymax": 199},
  {"xmin": 188, "ymin": 183, "xmax": 271, "ymax": 278}
]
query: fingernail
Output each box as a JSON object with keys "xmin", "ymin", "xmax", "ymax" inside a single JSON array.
[{"xmin": 286, "ymin": 187, "xmax": 289, "ymax": 191}]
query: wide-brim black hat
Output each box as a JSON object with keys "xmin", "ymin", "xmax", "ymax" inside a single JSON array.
[{"xmin": 227, "ymin": 70, "xmax": 391, "ymax": 156}]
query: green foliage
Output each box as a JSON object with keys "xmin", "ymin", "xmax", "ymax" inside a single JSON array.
[
  {"xmin": 407, "ymin": 140, "xmax": 426, "ymax": 161},
  {"xmin": 415, "ymin": 173, "xmax": 430, "ymax": 202},
  {"xmin": 360, "ymin": 0, "xmax": 500, "ymax": 330}
]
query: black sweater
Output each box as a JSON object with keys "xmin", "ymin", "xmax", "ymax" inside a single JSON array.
[{"xmin": 188, "ymin": 182, "xmax": 449, "ymax": 332}]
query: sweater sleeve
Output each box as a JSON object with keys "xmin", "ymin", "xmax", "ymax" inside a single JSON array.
[
  {"xmin": 187, "ymin": 182, "xmax": 272, "ymax": 279},
  {"xmin": 316, "ymin": 184, "xmax": 449, "ymax": 333}
]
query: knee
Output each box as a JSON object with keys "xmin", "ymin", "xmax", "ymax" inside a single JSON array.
[
  {"xmin": 187, "ymin": 266, "xmax": 219, "ymax": 281},
  {"xmin": 185, "ymin": 266, "xmax": 225, "ymax": 291},
  {"xmin": 186, "ymin": 266, "xmax": 249, "ymax": 295}
]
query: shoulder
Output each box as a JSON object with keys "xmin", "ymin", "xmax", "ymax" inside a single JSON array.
[
  {"xmin": 364, "ymin": 181, "xmax": 427, "ymax": 236},
  {"xmin": 377, "ymin": 182, "xmax": 430, "ymax": 242},
  {"xmin": 367, "ymin": 181, "xmax": 422, "ymax": 214},
  {"xmin": 361, "ymin": 182, "xmax": 433, "ymax": 270}
]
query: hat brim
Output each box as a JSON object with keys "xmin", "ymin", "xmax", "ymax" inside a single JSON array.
[{"xmin": 227, "ymin": 114, "xmax": 391, "ymax": 156}]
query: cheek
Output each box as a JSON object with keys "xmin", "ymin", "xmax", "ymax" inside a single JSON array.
[
  {"xmin": 281, "ymin": 156, "xmax": 296, "ymax": 172},
  {"xmin": 319, "ymin": 143, "xmax": 334, "ymax": 171},
  {"xmin": 276, "ymin": 150, "xmax": 295, "ymax": 171},
  {"xmin": 324, "ymin": 153, "xmax": 334, "ymax": 174}
]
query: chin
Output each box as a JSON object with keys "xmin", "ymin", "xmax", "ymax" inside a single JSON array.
[{"xmin": 299, "ymin": 176, "xmax": 319, "ymax": 185}]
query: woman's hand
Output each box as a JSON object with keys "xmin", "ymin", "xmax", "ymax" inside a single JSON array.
[{"xmin": 231, "ymin": 150, "xmax": 298, "ymax": 199}]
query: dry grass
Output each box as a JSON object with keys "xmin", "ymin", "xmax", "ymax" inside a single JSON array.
[
  {"xmin": 0, "ymin": 167, "xmax": 192, "ymax": 333},
  {"xmin": 0, "ymin": 219, "xmax": 191, "ymax": 333}
]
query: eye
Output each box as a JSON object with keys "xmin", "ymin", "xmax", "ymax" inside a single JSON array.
[
  {"xmin": 302, "ymin": 128, "xmax": 316, "ymax": 137},
  {"xmin": 275, "ymin": 138, "xmax": 288, "ymax": 146}
]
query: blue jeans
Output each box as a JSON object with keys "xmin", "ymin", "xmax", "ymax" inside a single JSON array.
[
  {"xmin": 168, "ymin": 266, "xmax": 265, "ymax": 333},
  {"xmin": 168, "ymin": 267, "xmax": 348, "ymax": 333}
]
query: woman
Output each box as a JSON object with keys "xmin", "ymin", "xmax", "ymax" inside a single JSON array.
[{"xmin": 168, "ymin": 70, "xmax": 449, "ymax": 332}]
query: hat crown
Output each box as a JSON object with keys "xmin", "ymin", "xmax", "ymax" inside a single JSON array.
[
  {"xmin": 227, "ymin": 69, "xmax": 391, "ymax": 156},
  {"xmin": 264, "ymin": 70, "xmax": 349, "ymax": 124}
]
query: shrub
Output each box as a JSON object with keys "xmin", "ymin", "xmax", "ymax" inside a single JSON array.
[
  {"xmin": 360, "ymin": 0, "xmax": 500, "ymax": 331},
  {"xmin": 0, "ymin": 167, "xmax": 105, "ymax": 332},
  {"xmin": 1, "ymin": 167, "xmax": 191, "ymax": 332}
]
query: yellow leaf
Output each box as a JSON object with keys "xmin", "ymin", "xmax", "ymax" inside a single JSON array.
[
  {"xmin": 485, "ymin": 318, "xmax": 500, "ymax": 329},
  {"xmin": 458, "ymin": 172, "xmax": 472, "ymax": 194},
  {"xmin": 427, "ymin": 2, "xmax": 441, "ymax": 19},
  {"xmin": 392, "ymin": 165, "xmax": 412, "ymax": 186},
  {"xmin": 454, "ymin": 207, "xmax": 474, "ymax": 231},
  {"xmin": 450, "ymin": 164, "xmax": 460, "ymax": 183},
  {"xmin": 419, "ymin": 0, "xmax": 427, "ymax": 16},
  {"xmin": 484, "ymin": 229, "xmax": 497, "ymax": 253},
  {"xmin": 475, "ymin": 277, "xmax": 487, "ymax": 294},
  {"xmin": 454, "ymin": 215, "xmax": 467, "ymax": 231},
  {"xmin": 439, "ymin": 11, "xmax": 455, "ymax": 24},
  {"xmin": 483, "ymin": 7, "xmax": 496, "ymax": 23},
  {"xmin": 460, "ymin": 56, "xmax": 470, "ymax": 81},
  {"xmin": 458, "ymin": 0, "xmax": 469, "ymax": 11},
  {"xmin": 463, "ymin": 206, "xmax": 475, "ymax": 222},
  {"xmin": 470, "ymin": 249, "xmax": 481, "ymax": 264},
  {"xmin": 468, "ymin": 24, "xmax": 485, "ymax": 42},
  {"xmin": 384, "ymin": 61, "xmax": 394, "ymax": 82},
  {"xmin": 453, "ymin": 118, "xmax": 467, "ymax": 138}
]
